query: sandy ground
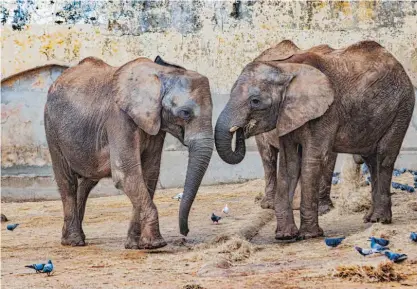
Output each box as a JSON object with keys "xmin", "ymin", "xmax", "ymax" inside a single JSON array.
[{"xmin": 2, "ymin": 175, "xmax": 417, "ymax": 289}]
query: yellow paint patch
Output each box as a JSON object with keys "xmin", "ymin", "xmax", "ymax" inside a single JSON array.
[
  {"xmin": 334, "ymin": 1, "xmax": 352, "ymax": 15},
  {"xmin": 358, "ymin": 1, "xmax": 376, "ymax": 21}
]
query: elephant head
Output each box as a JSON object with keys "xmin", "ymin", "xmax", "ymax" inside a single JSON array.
[
  {"xmin": 215, "ymin": 60, "xmax": 334, "ymax": 164},
  {"xmin": 114, "ymin": 56, "xmax": 213, "ymax": 236}
]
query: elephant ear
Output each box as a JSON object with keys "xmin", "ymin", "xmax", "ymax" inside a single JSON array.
[
  {"xmin": 274, "ymin": 63, "xmax": 335, "ymax": 137},
  {"xmin": 114, "ymin": 60, "xmax": 163, "ymax": 135}
]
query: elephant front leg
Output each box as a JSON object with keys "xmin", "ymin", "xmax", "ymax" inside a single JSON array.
[
  {"xmin": 274, "ymin": 138, "xmax": 299, "ymax": 241},
  {"xmin": 141, "ymin": 131, "xmax": 166, "ymax": 200},
  {"xmin": 119, "ymin": 174, "xmax": 167, "ymax": 250},
  {"xmin": 256, "ymin": 135, "xmax": 279, "ymax": 210},
  {"xmin": 298, "ymin": 145, "xmax": 326, "ymax": 240},
  {"xmin": 108, "ymin": 115, "xmax": 166, "ymax": 250}
]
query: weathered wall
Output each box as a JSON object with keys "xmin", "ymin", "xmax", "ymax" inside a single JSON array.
[{"xmin": 1, "ymin": 1, "xmax": 417, "ymax": 191}]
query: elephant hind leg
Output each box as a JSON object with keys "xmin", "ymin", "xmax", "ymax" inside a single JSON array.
[
  {"xmin": 255, "ymin": 135, "xmax": 279, "ymax": 210},
  {"xmin": 49, "ymin": 149, "xmax": 84, "ymax": 246},
  {"xmin": 318, "ymin": 152, "xmax": 337, "ymax": 216},
  {"xmin": 362, "ymin": 153, "xmax": 393, "ymax": 224},
  {"xmin": 363, "ymin": 110, "xmax": 411, "ymax": 224},
  {"xmin": 77, "ymin": 178, "xmax": 98, "ymax": 240}
]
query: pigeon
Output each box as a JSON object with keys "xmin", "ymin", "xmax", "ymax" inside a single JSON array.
[
  {"xmin": 369, "ymin": 238, "xmax": 389, "ymax": 253},
  {"xmin": 42, "ymin": 260, "xmax": 54, "ymax": 276},
  {"xmin": 414, "ymin": 176, "xmax": 417, "ymax": 182},
  {"xmin": 361, "ymin": 164, "xmax": 369, "ymax": 175},
  {"xmin": 393, "ymin": 170, "xmax": 401, "ymax": 177},
  {"xmin": 25, "ymin": 263, "xmax": 45, "ymax": 273},
  {"xmin": 392, "ymin": 182, "xmax": 402, "ymax": 189},
  {"xmin": 408, "ymin": 169, "xmax": 417, "ymax": 176},
  {"xmin": 354, "ymin": 246, "xmax": 374, "ymax": 256},
  {"xmin": 410, "ymin": 232, "xmax": 417, "ymax": 242},
  {"xmin": 384, "ymin": 251, "xmax": 408, "ymax": 263},
  {"xmin": 6, "ymin": 224, "xmax": 19, "ymax": 231},
  {"xmin": 400, "ymin": 184, "xmax": 415, "ymax": 193},
  {"xmin": 406, "ymin": 185, "xmax": 415, "ymax": 193},
  {"xmin": 392, "ymin": 182, "xmax": 415, "ymax": 192},
  {"xmin": 393, "ymin": 168, "xmax": 407, "ymax": 176},
  {"xmin": 324, "ymin": 236, "xmax": 345, "ymax": 248},
  {"xmin": 332, "ymin": 176, "xmax": 340, "ymax": 185},
  {"xmin": 365, "ymin": 176, "xmax": 371, "ymax": 186},
  {"xmin": 211, "ymin": 213, "xmax": 221, "ymax": 224},
  {"xmin": 172, "ymin": 193, "xmax": 183, "ymax": 201},
  {"xmin": 414, "ymin": 182, "xmax": 417, "ymax": 189},
  {"xmin": 222, "ymin": 204, "xmax": 229, "ymax": 214},
  {"xmin": 368, "ymin": 237, "xmax": 390, "ymax": 247}
]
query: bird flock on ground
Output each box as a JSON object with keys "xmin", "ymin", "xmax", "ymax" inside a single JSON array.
[
  {"xmin": 325, "ymin": 235, "xmax": 415, "ymax": 263},
  {"xmin": 332, "ymin": 165, "xmax": 417, "ymax": 192},
  {"xmin": 1, "ymin": 170, "xmax": 416, "ymax": 277}
]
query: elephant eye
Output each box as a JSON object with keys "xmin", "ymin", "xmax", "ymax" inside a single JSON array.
[
  {"xmin": 178, "ymin": 108, "xmax": 193, "ymax": 121},
  {"xmin": 250, "ymin": 97, "xmax": 261, "ymax": 108}
]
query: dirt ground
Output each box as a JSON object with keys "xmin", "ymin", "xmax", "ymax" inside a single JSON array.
[{"xmin": 2, "ymin": 175, "xmax": 417, "ymax": 289}]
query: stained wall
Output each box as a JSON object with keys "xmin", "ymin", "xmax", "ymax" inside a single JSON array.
[{"xmin": 1, "ymin": 1, "xmax": 416, "ymax": 190}]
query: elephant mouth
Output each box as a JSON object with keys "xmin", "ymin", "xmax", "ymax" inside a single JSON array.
[{"xmin": 229, "ymin": 119, "xmax": 257, "ymax": 139}]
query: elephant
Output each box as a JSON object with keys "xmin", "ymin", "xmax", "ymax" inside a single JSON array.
[
  {"xmin": 253, "ymin": 40, "xmax": 337, "ymax": 215},
  {"xmin": 44, "ymin": 55, "xmax": 214, "ymax": 249},
  {"xmin": 215, "ymin": 40, "xmax": 415, "ymax": 241}
]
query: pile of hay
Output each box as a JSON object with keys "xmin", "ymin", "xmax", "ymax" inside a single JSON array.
[
  {"xmin": 336, "ymin": 155, "xmax": 371, "ymax": 214},
  {"xmin": 334, "ymin": 261, "xmax": 405, "ymax": 283},
  {"xmin": 195, "ymin": 234, "xmax": 259, "ymax": 262}
]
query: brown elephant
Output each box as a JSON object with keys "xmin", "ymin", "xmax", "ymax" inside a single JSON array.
[
  {"xmin": 253, "ymin": 41, "xmax": 337, "ymax": 215},
  {"xmin": 45, "ymin": 56, "xmax": 213, "ymax": 249},
  {"xmin": 215, "ymin": 40, "xmax": 415, "ymax": 241}
]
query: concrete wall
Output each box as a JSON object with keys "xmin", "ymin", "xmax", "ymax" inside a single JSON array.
[{"xmin": 1, "ymin": 1, "xmax": 417, "ymax": 197}]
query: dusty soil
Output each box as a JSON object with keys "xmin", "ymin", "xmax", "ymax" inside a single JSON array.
[{"xmin": 2, "ymin": 176, "xmax": 417, "ymax": 289}]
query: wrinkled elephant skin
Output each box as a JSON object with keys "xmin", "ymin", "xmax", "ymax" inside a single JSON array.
[
  {"xmin": 45, "ymin": 56, "xmax": 213, "ymax": 249},
  {"xmin": 215, "ymin": 40, "xmax": 415, "ymax": 241}
]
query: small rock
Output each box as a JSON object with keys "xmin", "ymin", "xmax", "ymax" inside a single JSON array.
[
  {"xmin": 1, "ymin": 214, "xmax": 8, "ymax": 222},
  {"xmin": 183, "ymin": 285, "xmax": 205, "ymax": 289}
]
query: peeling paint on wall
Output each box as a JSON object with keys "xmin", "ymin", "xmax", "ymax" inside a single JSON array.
[{"xmin": 1, "ymin": 0, "xmax": 416, "ymax": 172}]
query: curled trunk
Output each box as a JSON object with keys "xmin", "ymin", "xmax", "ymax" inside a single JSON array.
[{"xmin": 214, "ymin": 109, "xmax": 246, "ymax": 164}]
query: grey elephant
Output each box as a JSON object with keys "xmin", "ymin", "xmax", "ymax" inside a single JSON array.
[
  {"xmin": 45, "ymin": 56, "xmax": 213, "ymax": 249},
  {"xmin": 253, "ymin": 40, "xmax": 337, "ymax": 215},
  {"xmin": 215, "ymin": 40, "xmax": 415, "ymax": 241}
]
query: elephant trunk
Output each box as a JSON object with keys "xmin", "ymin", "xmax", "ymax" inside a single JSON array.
[
  {"xmin": 214, "ymin": 109, "xmax": 246, "ymax": 164},
  {"xmin": 179, "ymin": 136, "xmax": 213, "ymax": 236}
]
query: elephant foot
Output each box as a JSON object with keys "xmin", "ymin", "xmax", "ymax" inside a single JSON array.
[
  {"xmin": 260, "ymin": 197, "xmax": 275, "ymax": 210},
  {"xmin": 363, "ymin": 208, "xmax": 392, "ymax": 224},
  {"xmin": 61, "ymin": 231, "xmax": 85, "ymax": 246},
  {"xmin": 318, "ymin": 202, "xmax": 333, "ymax": 216},
  {"xmin": 298, "ymin": 225, "xmax": 324, "ymax": 240},
  {"xmin": 275, "ymin": 223, "xmax": 299, "ymax": 242},
  {"xmin": 138, "ymin": 234, "xmax": 167, "ymax": 250},
  {"xmin": 125, "ymin": 236, "xmax": 140, "ymax": 249}
]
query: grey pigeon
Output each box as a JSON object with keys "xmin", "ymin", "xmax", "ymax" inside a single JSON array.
[{"xmin": 211, "ymin": 213, "xmax": 221, "ymax": 224}]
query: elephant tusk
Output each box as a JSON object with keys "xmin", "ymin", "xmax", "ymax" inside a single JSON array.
[{"xmin": 229, "ymin": 126, "xmax": 239, "ymax": 133}]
